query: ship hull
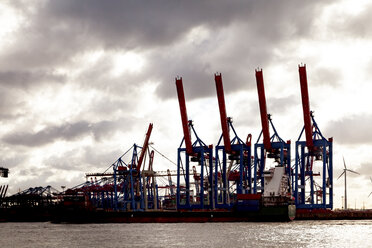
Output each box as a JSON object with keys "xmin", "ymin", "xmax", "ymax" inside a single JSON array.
[{"xmin": 51, "ymin": 205, "xmax": 295, "ymax": 223}]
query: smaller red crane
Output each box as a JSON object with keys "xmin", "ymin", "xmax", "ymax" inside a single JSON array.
[{"xmin": 136, "ymin": 123, "xmax": 153, "ymax": 172}]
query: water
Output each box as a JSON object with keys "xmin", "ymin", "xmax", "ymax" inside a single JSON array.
[{"xmin": 0, "ymin": 220, "xmax": 371, "ymax": 247}]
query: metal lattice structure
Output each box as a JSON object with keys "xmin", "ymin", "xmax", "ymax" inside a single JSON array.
[
  {"xmin": 253, "ymin": 69, "xmax": 292, "ymax": 198},
  {"xmin": 214, "ymin": 73, "xmax": 252, "ymax": 208},
  {"xmin": 111, "ymin": 124, "xmax": 158, "ymax": 211},
  {"xmin": 175, "ymin": 77, "xmax": 214, "ymax": 210},
  {"xmin": 60, "ymin": 124, "xmax": 159, "ymax": 212},
  {"xmin": 294, "ymin": 65, "xmax": 333, "ymax": 209}
]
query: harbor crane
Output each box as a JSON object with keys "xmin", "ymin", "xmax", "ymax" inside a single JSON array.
[
  {"xmin": 253, "ymin": 69, "xmax": 291, "ymax": 199},
  {"xmin": 214, "ymin": 73, "xmax": 252, "ymax": 208},
  {"xmin": 112, "ymin": 123, "xmax": 157, "ymax": 211},
  {"xmin": 175, "ymin": 77, "xmax": 214, "ymax": 210},
  {"xmin": 294, "ymin": 64, "xmax": 333, "ymax": 209}
]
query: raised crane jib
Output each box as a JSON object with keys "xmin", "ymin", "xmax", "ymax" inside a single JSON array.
[
  {"xmin": 175, "ymin": 77, "xmax": 193, "ymax": 155},
  {"xmin": 255, "ymin": 69, "xmax": 272, "ymax": 151},
  {"xmin": 298, "ymin": 65, "xmax": 314, "ymax": 151},
  {"xmin": 214, "ymin": 73, "xmax": 232, "ymax": 154},
  {"xmin": 136, "ymin": 123, "xmax": 153, "ymax": 172}
]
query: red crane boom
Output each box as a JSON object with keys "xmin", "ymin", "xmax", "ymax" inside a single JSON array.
[
  {"xmin": 298, "ymin": 65, "xmax": 314, "ymax": 151},
  {"xmin": 214, "ymin": 73, "xmax": 232, "ymax": 154},
  {"xmin": 255, "ymin": 69, "xmax": 272, "ymax": 150},
  {"xmin": 175, "ymin": 77, "xmax": 193, "ymax": 155},
  {"xmin": 136, "ymin": 123, "xmax": 153, "ymax": 172}
]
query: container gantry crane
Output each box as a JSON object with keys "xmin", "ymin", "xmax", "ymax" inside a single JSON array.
[
  {"xmin": 294, "ymin": 65, "xmax": 333, "ymax": 209},
  {"xmin": 112, "ymin": 123, "xmax": 158, "ymax": 211},
  {"xmin": 214, "ymin": 73, "xmax": 252, "ymax": 208},
  {"xmin": 253, "ymin": 69, "xmax": 291, "ymax": 200},
  {"xmin": 175, "ymin": 77, "xmax": 214, "ymax": 210}
]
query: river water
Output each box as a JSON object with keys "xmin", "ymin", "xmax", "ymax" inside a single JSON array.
[{"xmin": 0, "ymin": 220, "xmax": 371, "ymax": 247}]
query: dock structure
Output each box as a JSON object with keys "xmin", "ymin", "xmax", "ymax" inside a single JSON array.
[
  {"xmin": 56, "ymin": 67, "xmax": 334, "ymax": 214},
  {"xmin": 1, "ymin": 66, "xmax": 340, "ymax": 223}
]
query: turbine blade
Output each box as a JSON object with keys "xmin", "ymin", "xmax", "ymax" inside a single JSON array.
[
  {"xmin": 343, "ymin": 156, "xmax": 346, "ymax": 169},
  {"xmin": 370, "ymin": 176, "xmax": 372, "ymax": 183},
  {"xmin": 346, "ymin": 169, "xmax": 360, "ymax": 175},
  {"xmin": 337, "ymin": 172, "xmax": 345, "ymax": 180},
  {"xmin": 369, "ymin": 192, "xmax": 372, "ymax": 198}
]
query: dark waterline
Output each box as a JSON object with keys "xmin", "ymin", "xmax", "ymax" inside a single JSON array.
[{"xmin": 0, "ymin": 220, "xmax": 371, "ymax": 247}]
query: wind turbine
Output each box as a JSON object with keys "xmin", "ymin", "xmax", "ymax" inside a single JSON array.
[
  {"xmin": 337, "ymin": 157, "xmax": 359, "ymax": 210},
  {"xmin": 368, "ymin": 177, "xmax": 372, "ymax": 198}
]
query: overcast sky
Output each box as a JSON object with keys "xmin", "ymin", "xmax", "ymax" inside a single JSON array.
[{"xmin": 1, "ymin": 0, "xmax": 372, "ymax": 209}]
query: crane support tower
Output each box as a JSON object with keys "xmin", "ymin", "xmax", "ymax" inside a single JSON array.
[
  {"xmin": 175, "ymin": 77, "xmax": 214, "ymax": 210},
  {"xmin": 295, "ymin": 65, "xmax": 333, "ymax": 209},
  {"xmin": 253, "ymin": 69, "xmax": 292, "ymax": 200},
  {"xmin": 214, "ymin": 73, "xmax": 252, "ymax": 208}
]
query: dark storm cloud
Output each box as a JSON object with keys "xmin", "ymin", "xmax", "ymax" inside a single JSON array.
[
  {"xmin": 73, "ymin": 54, "xmax": 140, "ymax": 95},
  {"xmin": 2, "ymin": 119, "xmax": 129, "ymax": 147},
  {"xmin": 3, "ymin": 121, "xmax": 91, "ymax": 146},
  {"xmin": 356, "ymin": 163, "xmax": 372, "ymax": 179},
  {"xmin": 0, "ymin": 70, "xmax": 66, "ymax": 88},
  {"xmin": 268, "ymin": 96, "xmax": 298, "ymax": 114},
  {"xmin": 9, "ymin": 168, "xmax": 84, "ymax": 193},
  {"xmin": 43, "ymin": 153, "xmax": 84, "ymax": 171},
  {"xmin": 0, "ymin": 69, "xmax": 65, "ymax": 121},
  {"xmin": 42, "ymin": 147, "xmax": 122, "ymax": 172},
  {"xmin": 311, "ymin": 67, "xmax": 342, "ymax": 87},
  {"xmin": 325, "ymin": 114, "xmax": 372, "ymax": 145},
  {"xmin": 83, "ymin": 147, "xmax": 124, "ymax": 169},
  {"xmin": 17, "ymin": 168, "xmax": 54, "ymax": 181},
  {"xmin": 0, "ymin": 154, "xmax": 29, "ymax": 169},
  {"xmin": 0, "ymin": 88, "xmax": 26, "ymax": 120},
  {"xmin": 3, "ymin": 0, "xmax": 334, "ymax": 99}
]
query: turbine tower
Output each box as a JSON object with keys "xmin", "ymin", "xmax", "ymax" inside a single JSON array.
[
  {"xmin": 337, "ymin": 157, "xmax": 359, "ymax": 210},
  {"xmin": 368, "ymin": 177, "xmax": 372, "ymax": 198}
]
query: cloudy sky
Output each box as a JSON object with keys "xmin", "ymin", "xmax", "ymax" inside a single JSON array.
[{"xmin": 1, "ymin": 0, "xmax": 372, "ymax": 209}]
